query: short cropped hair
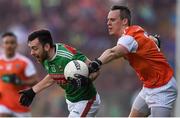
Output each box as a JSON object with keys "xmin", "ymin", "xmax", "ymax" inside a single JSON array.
[
  {"xmin": 111, "ymin": 5, "xmax": 131, "ymax": 26},
  {"xmin": 28, "ymin": 29, "xmax": 54, "ymax": 47},
  {"xmin": 1, "ymin": 32, "xmax": 17, "ymax": 39}
]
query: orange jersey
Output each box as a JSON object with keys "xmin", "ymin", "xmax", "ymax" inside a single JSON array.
[
  {"xmin": 0, "ymin": 53, "xmax": 36, "ymax": 112},
  {"xmin": 117, "ymin": 25, "xmax": 173, "ymax": 88}
]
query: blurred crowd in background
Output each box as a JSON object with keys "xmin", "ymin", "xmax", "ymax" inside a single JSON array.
[{"xmin": 0, "ymin": 0, "xmax": 176, "ymax": 116}]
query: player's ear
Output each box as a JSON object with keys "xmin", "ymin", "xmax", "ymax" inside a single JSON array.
[
  {"xmin": 122, "ymin": 18, "xmax": 128, "ymax": 26},
  {"xmin": 44, "ymin": 43, "xmax": 50, "ymax": 51}
]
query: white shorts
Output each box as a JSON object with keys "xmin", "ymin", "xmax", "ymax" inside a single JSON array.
[
  {"xmin": 66, "ymin": 93, "xmax": 101, "ymax": 117},
  {"xmin": 0, "ymin": 105, "xmax": 31, "ymax": 117},
  {"xmin": 138, "ymin": 77, "xmax": 178, "ymax": 109}
]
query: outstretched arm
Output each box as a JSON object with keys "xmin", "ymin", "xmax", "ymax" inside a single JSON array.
[
  {"xmin": 88, "ymin": 44, "xmax": 128, "ymax": 73},
  {"xmin": 98, "ymin": 44, "xmax": 128, "ymax": 65},
  {"xmin": 32, "ymin": 74, "xmax": 55, "ymax": 93},
  {"xmin": 19, "ymin": 74, "xmax": 55, "ymax": 107}
]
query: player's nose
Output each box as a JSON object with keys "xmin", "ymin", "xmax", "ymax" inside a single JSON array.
[
  {"xmin": 107, "ymin": 20, "xmax": 111, "ymax": 26},
  {"xmin": 30, "ymin": 50, "xmax": 35, "ymax": 56}
]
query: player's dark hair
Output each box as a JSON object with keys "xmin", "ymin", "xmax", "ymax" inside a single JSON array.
[
  {"xmin": 111, "ymin": 5, "xmax": 131, "ymax": 26},
  {"xmin": 28, "ymin": 29, "xmax": 54, "ymax": 47},
  {"xmin": 1, "ymin": 32, "xmax": 17, "ymax": 39}
]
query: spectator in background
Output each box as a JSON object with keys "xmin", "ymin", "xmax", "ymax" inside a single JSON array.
[{"xmin": 0, "ymin": 32, "xmax": 38, "ymax": 117}]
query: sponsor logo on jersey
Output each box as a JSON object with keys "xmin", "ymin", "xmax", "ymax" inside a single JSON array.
[{"xmin": 49, "ymin": 74, "xmax": 67, "ymax": 84}]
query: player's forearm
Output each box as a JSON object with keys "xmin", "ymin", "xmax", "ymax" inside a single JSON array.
[
  {"xmin": 32, "ymin": 74, "xmax": 54, "ymax": 93},
  {"xmin": 98, "ymin": 45, "xmax": 128, "ymax": 65},
  {"xmin": 98, "ymin": 49, "xmax": 119, "ymax": 64},
  {"xmin": 88, "ymin": 46, "xmax": 127, "ymax": 73}
]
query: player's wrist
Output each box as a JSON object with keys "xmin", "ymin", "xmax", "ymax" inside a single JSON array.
[
  {"xmin": 95, "ymin": 58, "xmax": 102, "ymax": 66},
  {"xmin": 89, "ymin": 58, "xmax": 102, "ymax": 73},
  {"xmin": 32, "ymin": 87, "xmax": 38, "ymax": 94}
]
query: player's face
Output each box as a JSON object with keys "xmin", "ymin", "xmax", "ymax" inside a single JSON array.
[
  {"xmin": 28, "ymin": 38, "xmax": 49, "ymax": 63},
  {"xmin": 2, "ymin": 36, "xmax": 17, "ymax": 58},
  {"xmin": 107, "ymin": 10, "xmax": 124, "ymax": 37}
]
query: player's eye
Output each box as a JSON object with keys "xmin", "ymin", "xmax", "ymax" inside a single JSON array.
[
  {"xmin": 111, "ymin": 19, "xmax": 116, "ymax": 22},
  {"xmin": 32, "ymin": 47, "xmax": 38, "ymax": 51},
  {"xmin": 109, "ymin": 18, "xmax": 116, "ymax": 23}
]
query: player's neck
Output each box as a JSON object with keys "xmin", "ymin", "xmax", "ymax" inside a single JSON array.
[
  {"xmin": 114, "ymin": 29, "xmax": 124, "ymax": 38},
  {"xmin": 48, "ymin": 46, "xmax": 56, "ymax": 60},
  {"xmin": 116, "ymin": 25, "xmax": 128, "ymax": 38},
  {"xmin": 5, "ymin": 53, "xmax": 15, "ymax": 59}
]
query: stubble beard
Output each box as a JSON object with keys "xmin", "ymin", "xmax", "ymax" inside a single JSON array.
[{"xmin": 39, "ymin": 50, "xmax": 49, "ymax": 64}]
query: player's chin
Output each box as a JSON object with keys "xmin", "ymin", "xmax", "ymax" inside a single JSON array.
[
  {"xmin": 35, "ymin": 58, "xmax": 42, "ymax": 63},
  {"xmin": 108, "ymin": 32, "xmax": 114, "ymax": 36},
  {"xmin": 108, "ymin": 30, "xmax": 113, "ymax": 34}
]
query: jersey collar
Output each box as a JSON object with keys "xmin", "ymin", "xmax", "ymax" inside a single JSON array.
[{"xmin": 1, "ymin": 53, "xmax": 18, "ymax": 61}]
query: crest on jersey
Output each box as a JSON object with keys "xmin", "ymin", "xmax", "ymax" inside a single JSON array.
[{"xmin": 16, "ymin": 64, "xmax": 20, "ymax": 69}]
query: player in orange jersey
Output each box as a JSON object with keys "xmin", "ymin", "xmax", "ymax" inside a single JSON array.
[
  {"xmin": 0, "ymin": 32, "xmax": 38, "ymax": 117},
  {"xmin": 88, "ymin": 6, "xmax": 177, "ymax": 117}
]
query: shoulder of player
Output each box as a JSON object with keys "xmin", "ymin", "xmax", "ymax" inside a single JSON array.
[
  {"xmin": 56, "ymin": 43, "xmax": 77, "ymax": 55},
  {"xmin": 124, "ymin": 25, "xmax": 145, "ymax": 36},
  {"xmin": 55, "ymin": 43, "xmax": 63, "ymax": 47},
  {"xmin": 55, "ymin": 43, "xmax": 67, "ymax": 51}
]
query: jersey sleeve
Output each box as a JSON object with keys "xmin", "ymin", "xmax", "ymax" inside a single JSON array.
[
  {"xmin": 25, "ymin": 59, "xmax": 37, "ymax": 77},
  {"xmin": 72, "ymin": 50, "xmax": 87, "ymax": 62},
  {"xmin": 117, "ymin": 35, "xmax": 138, "ymax": 52}
]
